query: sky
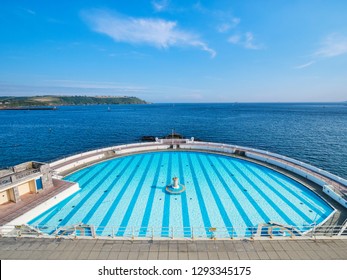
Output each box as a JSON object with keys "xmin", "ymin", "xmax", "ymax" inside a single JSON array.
[{"xmin": 0, "ymin": 0, "xmax": 347, "ymax": 102}]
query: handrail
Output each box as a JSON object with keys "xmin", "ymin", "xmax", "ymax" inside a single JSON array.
[
  {"xmin": 1, "ymin": 224, "xmax": 346, "ymax": 239},
  {"xmin": 338, "ymin": 219, "xmax": 347, "ymax": 236}
]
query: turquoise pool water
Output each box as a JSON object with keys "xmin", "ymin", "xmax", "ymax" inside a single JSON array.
[{"xmin": 29, "ymin": 151, "xmax": 334, "ymax": 238}]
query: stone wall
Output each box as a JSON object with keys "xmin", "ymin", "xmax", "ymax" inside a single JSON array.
[{"xmin": 39, "ymin": 164, "xmax": 54, "ymax": 189}]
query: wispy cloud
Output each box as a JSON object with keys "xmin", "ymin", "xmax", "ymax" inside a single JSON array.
[
  {"xmin": 228, "ymin": 32, "xmax": 263, "ymax": 50},
  {"xmin": 24, "ymin": 8, "xmax": 36, "ymax": 15},
  {"xmin": 81, "ymin": 9, "xmax": 216, "ymax": 57},
  {"xmin": 217, "ymin": 17, "xmax": 240, "ymax": 33},
  {"xmin": 315, "ymin": 33, "xmax": 347, "ymax": 58},
  {"xmin": 295, "ymin": 33, "xmax": 347, "ymax": 69},
  {"xmin": 152, "ymin": 0, "xmax": 170, "ymax": 12},
  {"xmin": 228, "ymin": 34, "xmax": 241, "ymax": 44},
  {"xmin": 295, "ymin": 60, "xmax": 316, "ymax": 69}
]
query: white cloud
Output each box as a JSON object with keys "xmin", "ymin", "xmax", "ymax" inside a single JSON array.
[
  {"xmin": 152, "ymin": 0, "xmax": 170, "ymax": 12},
  {"xmin": 228, "ymin": 32, "xmax": 263, "ymax": 50},
  {"xmin": 295, "ymin": 61, "xmax": 316, "ymax": 69},
  {"xmin": 81, "ymin": 9, "xmax": 216, "ymax": 57},
  {"xmin": 22, "ymin": 8, "xmax": 36, "ymax": 15},
  {"xmin": 315, "ymin": 33, "xmax": 347, "ymax": 58},
  {"xmin": 217, "ymin": 17, "xmax": 240, "ymax": 33},
  {"xmin": 244, "ymin": 32, "xmax": 262, "ymax": 50},
  {"xmin": 228, "ymin": 35, "xmax": 240, "ymax": 44}
]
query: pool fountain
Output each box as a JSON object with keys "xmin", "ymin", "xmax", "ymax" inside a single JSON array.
[{"xmin": 165, "ymin": 177, "xmax": 186, "ymax": 194}]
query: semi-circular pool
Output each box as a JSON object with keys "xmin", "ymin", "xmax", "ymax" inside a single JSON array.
[{"xmin": 29, "ymin": 151, "xmax": 334, "ymax": 238}]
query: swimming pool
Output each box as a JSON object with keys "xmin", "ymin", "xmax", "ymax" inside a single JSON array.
[{"xmin": 29, "ymin": 151, "xmax": 334, "ymax": 238}]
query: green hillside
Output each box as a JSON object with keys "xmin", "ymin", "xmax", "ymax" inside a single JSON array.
[{"xmin": 0, "ymin": 95, "xmax": 148, "ymax": 107}]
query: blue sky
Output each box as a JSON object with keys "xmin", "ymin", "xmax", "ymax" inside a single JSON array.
[{"xmin": 1, "ymin": 0, "xmax": 347, "ymax": 102}]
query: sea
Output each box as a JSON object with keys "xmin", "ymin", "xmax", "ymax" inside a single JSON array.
[{"xmin": 0, "ymin": 103, "xmax": 346, "ymax": 179}]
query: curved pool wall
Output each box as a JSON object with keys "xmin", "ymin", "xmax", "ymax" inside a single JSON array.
[
  {"xmin": 49, "ymin": 139, "xmax": 347, "ymax": 209},
  {"xmin": 29, "ymin": 150, "xmax": 335, "ymax": 238}
]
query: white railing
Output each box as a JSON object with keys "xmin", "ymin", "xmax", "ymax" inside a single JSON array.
[{"xmin": 1, "ymin": 224, "xmax": 346, "ymax": 240}]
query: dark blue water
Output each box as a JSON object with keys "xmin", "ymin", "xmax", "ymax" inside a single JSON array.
[{"xmin": 1, "ymin": 103, "xmax": 346, "ymax": 179}]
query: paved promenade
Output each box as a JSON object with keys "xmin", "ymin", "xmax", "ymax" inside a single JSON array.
[{"xmin": 1, "ymin": 237, "xmax": 346, "ymax": 260}]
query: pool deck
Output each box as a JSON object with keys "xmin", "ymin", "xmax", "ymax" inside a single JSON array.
[
  {"xmin": 0, "ymin": 179, "xmax": 75, "ymax": 225},
  {"xmin": 1, "ymin": 237, "xmax": 346, "ymax": 260}
]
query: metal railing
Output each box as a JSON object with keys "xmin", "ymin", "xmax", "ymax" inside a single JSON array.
[{"xmin": 1, "ymin": 224, "xmax": 346, "ymax": 240}]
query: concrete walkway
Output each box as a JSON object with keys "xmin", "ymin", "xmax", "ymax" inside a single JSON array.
[
  {"xmin": 1, "ymin": 237, "xmax": 346, "ymax": 260},
  {"xmin": 0, "ymin": 179, "xmax": 75, "ymax": 225}
]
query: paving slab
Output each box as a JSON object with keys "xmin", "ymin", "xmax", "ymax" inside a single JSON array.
[
  {"xmin": 158, "ymin": 251, "xmax": 168, "ymax": 259},
  {"xmin": 0, "ymin": 251, "xmax": 16, "ymax": 259},
  {"xmin": 207, "ymin": 252, "xmax": 219, "ymax": 259},
  {"xmin": 227, "ymin": 251, "xmax": 239, "ymax": 260},
  {"xmin": 65, "ymin": 250, "xmax": 81, "ymax": 260},
  {"xmin": 267, "ymin": 251, "xmax": 280, "ymax": 260},
  {"xmin": 242, "ymin": 241, "xmax": 256, "ymax": 252},
  {"xmin": 295, "ymin": 250, "xmax": 311, "ymax": 260},
  {"xmin": 252, "ymin": 242, "xmax": 265, "ymax": 251},
  {"xmin": 97, "ymin": 251, "xmax": 111, "ymax": 260},
  {"xmin": 168, "ymin": 242, "xmax": 178, "ymax": 251},
  {"xmin": 57, "ymin": 251, "xmax": 73, "ymax": 259},
  {"xmin": 117, "ymin": 251, "xmax": 129, "ymax": 260},
  {"xmin": 188, "ymin": 252, "xmax": 198, "ymax": 260},
  {"xmin": 257, "ymin": 251, "xmax": 270, "ymax": 260},
  {"xmin": 276, "ymin": 251, "xmax": 291, "ymax": 260},
  {"xmin": 246, "ymin": 251, "xmax": 260, "ymax": 260},
  {"xmin": 127, "ymin": 252, "xmax": 139, "ymax": 260},
  {"xmin": 159, "ymin": 243, "xmax": 169, "ymax": 252},
  {"xmin": 197, "ymin": 252, "xmax": 209, "ymax": 260},
  {"xmin": 178, "ymin": 252, "xmax": 189, "ymax": 259},
  {"xmin": 149, "ymin": 243, "xmax": 160, "ymax": 252},
  {"xmin": 187, "ymin": 243, "xmax": 198, "ymax": 252},
  {"xmin": 234, "ymin": 242, "xmax": 246, "ymax": 252},
  {"xmin": 147, "ymin": 251, "xmax": 158, "ymax": 260},
  {"xmin": 217, "ymin": 251, "xmax": 229, "ymax": 260},
  {"xmin": 76, "ymin": 251, "xmax": 91, "ymax": 260},
  {"xmin": 137, "ymin": 251, "xmax": 149, "ymax": 260},
  {"xmin": 47, "ymin": 250, "xmax": 63, "ymax": 260},
  {"xmin": 237, "ymin": 251, "xmax": 249, "ymax": 260},
  {"xmin": 196, "ymin": 242, "xmax": 207, "ymax": 251},
  {"xmin": 1, "ymin": 237, "xmax": 346, "ymax": 260},
  {"xmin": 107, "ymin": 251, "xmax": 119, "ymax": 260}
]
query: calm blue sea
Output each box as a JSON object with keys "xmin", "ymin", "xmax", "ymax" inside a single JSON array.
[{"xmin": 0, "ymin": 103, "xmax": 346, "ymax": 179}]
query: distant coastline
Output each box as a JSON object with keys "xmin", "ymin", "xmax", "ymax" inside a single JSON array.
[{"xmin": 0, "ymin": 95, "xmax": 148, "ymax": 109}]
